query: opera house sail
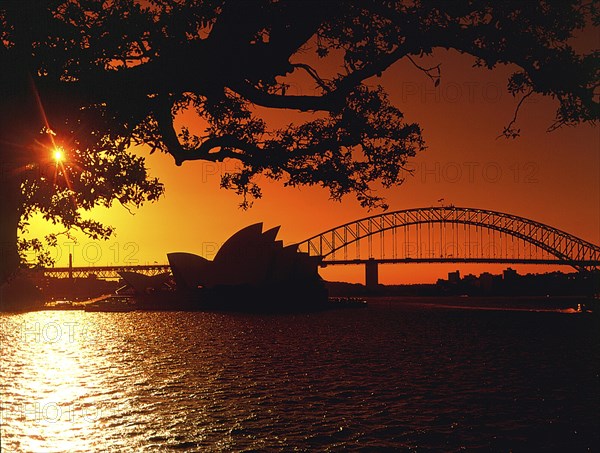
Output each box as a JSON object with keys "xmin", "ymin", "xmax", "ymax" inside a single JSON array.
[{"xmin": 167, "ymin": 223, "xmax": 328, "ymax": 311}]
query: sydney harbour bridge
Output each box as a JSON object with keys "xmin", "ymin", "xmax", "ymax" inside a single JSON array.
[{"xmin": 39, "ymin": 207, "xmax": 600, "ymax": 287}]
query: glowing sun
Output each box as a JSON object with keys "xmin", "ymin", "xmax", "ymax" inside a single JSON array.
[{"xmin": 53, "ymin": 147, "xmax": 65, "ymax": 162}]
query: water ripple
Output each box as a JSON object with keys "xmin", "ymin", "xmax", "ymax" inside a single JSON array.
[{"xmin": 1, "ymin": 301, "xmax": 599, "ymax": 451}]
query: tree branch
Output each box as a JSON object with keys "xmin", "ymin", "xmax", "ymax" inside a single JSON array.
[
  {"xmin": 497, "ymin": 89, "xmax": 534, "ymax": 139},
  {"xmin": 406, "ymin": 55, "xmax": 441, "ymax": 86},
  {"xmin": 230, "ymin": 81, "xmax": 342, "ymax": 111},
  {"xmin": 176, "ymin": 136, "xmax": 260, "ymax": 164},
  {"xmin": 291, "ymin": 63, "xmax": 332, "ymax": 92},
  {"xmin": 232, "ymin": 43, "xmax": 415, "ymax": 111}
]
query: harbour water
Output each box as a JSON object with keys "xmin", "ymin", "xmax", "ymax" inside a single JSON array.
[{"xmin": 1, "ymin": 298, "xmax": 598, "ymax": 451}]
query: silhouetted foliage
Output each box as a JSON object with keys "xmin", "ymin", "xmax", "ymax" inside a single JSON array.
[{"xmin": 0, "ymin": 0, "xmax": 597, "ymax": 280}]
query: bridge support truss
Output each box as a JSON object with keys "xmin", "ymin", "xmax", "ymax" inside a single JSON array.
[{"xmin": 298, "ymin": 207, "xmax": 600, "ymax": 285}]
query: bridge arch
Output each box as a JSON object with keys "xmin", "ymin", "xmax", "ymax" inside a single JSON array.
[{"xmin": 298, "ymin": 207, "xmax": 600, "ymax": 271}]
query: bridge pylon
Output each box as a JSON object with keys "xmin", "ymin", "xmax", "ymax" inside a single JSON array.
[{"xmin": 365, "ymin": 258, "xmax": 379, "ymax": 290}]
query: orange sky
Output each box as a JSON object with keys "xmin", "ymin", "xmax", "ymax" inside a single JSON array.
[{"xmin": 25, "ymin": 48, "xmax": 599, "ymax": 284}]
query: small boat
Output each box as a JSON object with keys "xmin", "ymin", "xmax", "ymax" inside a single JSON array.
[
  {"xmin": 328, "ymin": 297, "xmax": 368, "ymax": 308},
  {"xmin": 44, "ymin": 300, "xmax": 82, "ymax": 310},
  {"xmin": 84, "ymin": 295, "xmax": 138, "ymax": 312},
  {"xmin": 575, "ymin": 303, "xmax": 594, "ymax": 314}
]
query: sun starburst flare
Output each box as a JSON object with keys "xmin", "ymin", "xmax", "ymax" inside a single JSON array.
[{"xmin": 53, "ymin": 147, "xmax": 65, "ymax": 163}]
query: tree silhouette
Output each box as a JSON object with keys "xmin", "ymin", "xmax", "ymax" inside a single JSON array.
[{"xmin": 0, "ymin": 0, "xmax": 597, "ymax": 286}]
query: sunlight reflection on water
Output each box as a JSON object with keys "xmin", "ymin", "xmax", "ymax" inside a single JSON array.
[
  {"xmin": 1, "ymin": 301, "xmax": 598, "ymax": 451},
  {"xmin": 1, "ymin": 312, "xmax": 103, "ymax": 452}
]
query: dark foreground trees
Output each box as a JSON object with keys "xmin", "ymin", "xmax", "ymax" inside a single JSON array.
[{"xmin": 0, "ymin": 0, "xmax": 597, "ymax": 291}]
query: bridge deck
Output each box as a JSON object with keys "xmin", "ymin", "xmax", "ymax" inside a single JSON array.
[
  {"xmin": 35, "ymin": 264, "xmax": 171, "ymax": 279},
  {"xmin": 321, "ymin": 258, "xmax": 600, "ymax": 266}
]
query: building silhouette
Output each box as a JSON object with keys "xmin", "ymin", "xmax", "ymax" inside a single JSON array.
[{"xmin": 165, "ymin": 223, "xmax": 327, "ymax": 311}]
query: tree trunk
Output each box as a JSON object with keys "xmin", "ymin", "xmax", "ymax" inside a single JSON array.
[
  {"xmin": 0, "ymin": 162, "xmax": 21, "ymax": 284},
  {"xmin": 0, "ymin": 68, "xmax": 45, "ymax": 309}
]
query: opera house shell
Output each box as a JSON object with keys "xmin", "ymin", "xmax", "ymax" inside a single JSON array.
[{"xmin": 166, "ymin": 223, "xmax": 328, "ymax": 311}]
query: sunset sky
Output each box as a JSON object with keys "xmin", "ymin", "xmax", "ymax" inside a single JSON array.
[{"xmin": 25, "ymin": 45, "xmax": 599, "ymax": 284}]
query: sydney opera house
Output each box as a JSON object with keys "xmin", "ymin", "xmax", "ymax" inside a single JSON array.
[{"xmin": 121, "ymin": 223, "xmax": 328, "ymax": 311}]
